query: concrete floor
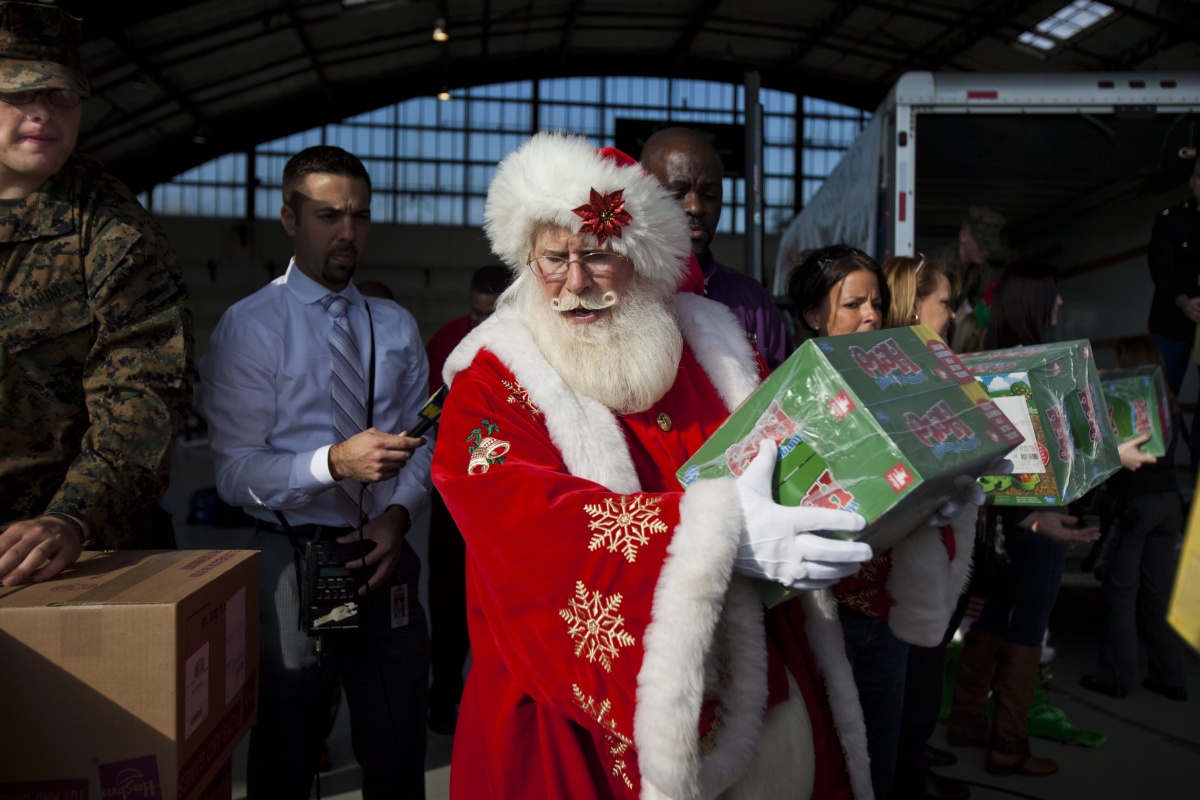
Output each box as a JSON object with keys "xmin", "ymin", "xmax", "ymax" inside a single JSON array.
[{"xmin": 170, "ymin": 440, "xmax": 1200, "ymax": 800}]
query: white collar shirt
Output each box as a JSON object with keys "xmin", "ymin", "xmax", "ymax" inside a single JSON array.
[{"xmin": 199, "ymin": 259, "xmax": 432, "ymax": 526}]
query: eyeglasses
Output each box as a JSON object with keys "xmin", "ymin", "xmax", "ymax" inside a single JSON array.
[
  {"xmin": 527, "ymin": 251, "xmax": 626, "ymax": 281},
  {"xmin": 0, "ymin": 89, "xmax": 83, "ymax": 108}
]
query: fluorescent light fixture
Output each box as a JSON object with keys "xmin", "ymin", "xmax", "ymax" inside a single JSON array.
[
  {"xmin": 433, "ymin": 17, "xmax": 449, "ymax": 42},
  {"xmin": 1018, "ymin": 1, "xmax": 1114, "ymax": 52}
]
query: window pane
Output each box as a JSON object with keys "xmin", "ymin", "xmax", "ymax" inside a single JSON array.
[{"xmin": 143, "ymin": 78, "xmax": 863, "ymax": 228}]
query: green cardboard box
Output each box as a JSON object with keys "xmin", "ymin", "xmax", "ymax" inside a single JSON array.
[
  {"xmin": 1100, "ymin": 365, "xmax": 1171, "ymax": 458},
  {"xmin": 678, "ymin": 325, "xmax": 1023, "ymax": 606},
  {"xmin": 961, "ymin": 341, "xmax": 1121, "ymax": 506}
]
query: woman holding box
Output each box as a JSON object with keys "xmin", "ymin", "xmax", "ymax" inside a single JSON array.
[
  {"xmin": 947, "ymin": 261, "xmax": 1099, "ymax": 777},
  {"xmin": 790, "ymin": 244, "xmax": 888, "ymax": 343},
  {"xmin": 789, "ymin": 247, "xmax": 985, "ymax": 799},
  {"xmin": 880, "ymin": 255, "xmax": 973, "ymax": 800},
  {"xmin": 1080, "ymin": 335, "xmax": 1189, "ymax": 702}
]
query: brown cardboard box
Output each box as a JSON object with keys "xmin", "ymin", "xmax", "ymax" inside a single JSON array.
[{"xmin": 0, "ymin": 550, "xmax": 258, "ymax": 800}]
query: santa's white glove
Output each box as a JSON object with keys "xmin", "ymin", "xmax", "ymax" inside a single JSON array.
[
  {"xmin": 926, "ymin": 457, "xmax": 1011, "ymax": 527},
  {"xmin": 734, "ymin": 440, "xmax": 873, "ymax": 590}
]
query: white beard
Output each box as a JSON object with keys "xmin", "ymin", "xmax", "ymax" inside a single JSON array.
[{"xmin": 510, "ymin": 274, "xmax": 683, "ymax": 414}]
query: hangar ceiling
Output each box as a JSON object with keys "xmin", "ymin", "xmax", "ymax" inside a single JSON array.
[{"xmin": 55, "ymin": 0, "xmax": 1200, "ymax": 193}]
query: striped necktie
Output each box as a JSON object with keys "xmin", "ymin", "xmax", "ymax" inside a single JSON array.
[{"xmin": 322, "ymin": 293, "xmax": 371, "ymax": 527}]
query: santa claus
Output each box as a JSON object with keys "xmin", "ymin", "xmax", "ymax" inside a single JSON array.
[{"xmin": 432, "ymin": 132, "xmax": 881, "ymax": 799}]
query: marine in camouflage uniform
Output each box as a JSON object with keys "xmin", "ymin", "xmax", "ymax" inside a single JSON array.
[
  {"xmin": 0, "ymin": 2, "xmax": 192, "ymax": 584},
  {"xmin": 0, "ymin": 153, "xmax": 193, "ymax": 544}
]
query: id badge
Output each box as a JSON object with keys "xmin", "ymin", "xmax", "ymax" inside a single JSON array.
[{"xmin": 390, "ymin": 582, "xmax": 410, "ymax": 629}]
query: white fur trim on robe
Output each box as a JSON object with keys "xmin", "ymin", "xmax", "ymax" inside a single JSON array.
[
  {"xmin": 637, "ymin": 479, "xmax": 772, "ymax": 799},
  {"xmin": 714, "ymin": 670, "xmax": 815, "ymax": 800},
  {"xmin": 801, "ymin": 590, "xmax": 876, "ymax": 800},
  {"xmin": 670, "ymin": 292, "xmax": 762, "ymax": 410},
  {"xmin": 886, "ymin": 512, "xmax": 977, "ymax": 647}
]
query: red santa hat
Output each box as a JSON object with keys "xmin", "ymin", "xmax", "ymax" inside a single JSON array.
[{"xmin": 484, "ymin": 132, "xmax": 692, "ymax": 295}]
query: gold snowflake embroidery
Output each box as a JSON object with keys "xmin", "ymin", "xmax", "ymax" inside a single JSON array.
[
  {"xmin": 584, "ymin": 496, "xmax": 668, "ymax": 563},
  {"xmin": 572, "ymin": 684, "xmax": 632, "ymax": 744},
  {"xmin": 607, "ymin": 736, "xmax": 634, "ymax": 789},
  {"xmin": 572, "ymin": 685, "xmax": 635, "ymax": 789},
  {"xmin": 560, "ymin": 582, "xmax": 636, "ymax": 672},
  {"xmin": 502, "ymin": 379, "xmax": 541, "ymax": 417}
]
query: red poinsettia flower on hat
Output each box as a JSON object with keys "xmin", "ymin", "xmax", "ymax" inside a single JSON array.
[{"xmin": 573, "ymin": 187, "xmax": 632, "ymax": 245}]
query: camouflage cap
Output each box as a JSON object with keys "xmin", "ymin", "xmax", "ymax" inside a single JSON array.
[
  {"xmin": 963, "ymin": 205, "xmax": 1006, "ymax": 255},
  {"xmin": 0, "ymin": 2, "xmax": 89, "ymax": 97}
]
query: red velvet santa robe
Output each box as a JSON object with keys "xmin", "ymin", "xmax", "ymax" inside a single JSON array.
[{"xmin": 432, "ymin": 292, "xmax": 872, "ymax": 800}]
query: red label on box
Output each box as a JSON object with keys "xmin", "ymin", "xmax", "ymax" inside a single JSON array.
[
  {"xmin": 850, "ymin": 337, "xmax": 927, "ymax": 388},
  {"xmin": 1134, "ymin": 398, "xmax": 1151, "ymax": 434},
  {"xmin": 724, "ymin": 401, "xmax": 801, "ymax": 475},
  {"xmin": 885, "ymin": 463, "xmax": 913, "ymax": 492},
  {"xmin": 1045, "ymin": 403, "xmax": 1073, "ymax": 460},
  {"xmin": 925, "ymin": 340, "xmax": 974, "ymax": 384},
  {"xmin": 829, "ymin": 391, "xmax": 855, "ymax": 420},
  {"xmin": 904, "ymin": 400, "xmax": 979, "ymax": 458},
  {"xmin": 802, "ymin": 470, "xmax": 856, "ymax": 510},
  {"xmin": 1077, "ymin": 385, "xmax": 1104, "ymax": 444},
  {"xmin": 179, "ymin": 701, "xmax": 243, "ymax": 798}
]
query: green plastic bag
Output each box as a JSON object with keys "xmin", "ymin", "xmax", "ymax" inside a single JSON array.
[{"xmin": 941, "ymin": 640, "xmax": 1108, "ymax": 748}]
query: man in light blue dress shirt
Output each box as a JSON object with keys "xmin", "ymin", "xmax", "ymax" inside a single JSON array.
[{"xmin": 200, "ymin": 145, "xmax": 431, "ymax": 797}]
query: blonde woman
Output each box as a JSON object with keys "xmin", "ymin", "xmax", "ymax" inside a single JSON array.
[
  {"xmin": 882, "ymin": 254, "xmax": 972, "ymax": 799},
  {"xmin": 883, "ymin": 255, "xmax": 961, "ymax": 341}
]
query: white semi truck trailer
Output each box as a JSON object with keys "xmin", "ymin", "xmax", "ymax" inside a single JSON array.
[{"xmin": 774, "ymin": 71, "xmax": 1200, "ymax": 354}]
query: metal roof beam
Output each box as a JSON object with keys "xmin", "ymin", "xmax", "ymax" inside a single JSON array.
[
  {"xmin": 880, "ymin": 0, "xmax": 1043, "ymax": 80},
  {"xmin": 92, "ymin": 23, "xmax": 211, "ymax": 133},
  {"xmin": 1105, "ymin": 0, "xmax": 1191, "ymax": 35},
  {"xmin": 555, "ymin": 0, "xmax": 584, "ymax": 64},
  {"xmin": 787, "ymin": 0, "xmax": 862, "ymax": 69},
  {"xmin": 668, "ymin": 0, "xmax": 726, "ymax": 67},
  {"xmin": 280, "ymin": 0, "xmax": 337, "ymax": 104}
]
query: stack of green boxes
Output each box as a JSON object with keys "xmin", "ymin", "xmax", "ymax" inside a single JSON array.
[
  {"xmin": 678, "ymin": 325, "xmax": 1023, "ymax": 605},
  {"xmin": 1100, "ymin": 365, "xmax": 1171, "ymax": 458},
  {"xmin": 961, "ymin": 340, "xmax": 1121, "ymax": 506}
]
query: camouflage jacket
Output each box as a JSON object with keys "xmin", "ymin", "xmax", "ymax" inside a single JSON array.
[{"xmin": 0, "ymin": 154, "xmax": 193, "ymax": 547}]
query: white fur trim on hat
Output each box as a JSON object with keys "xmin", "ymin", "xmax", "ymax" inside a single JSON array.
[{"xmin": 484, "ymin": 131, "xmax": 691, "ymax": 295}]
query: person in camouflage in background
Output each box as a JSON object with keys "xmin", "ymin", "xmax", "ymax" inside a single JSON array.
[{"xmin": 0, "ymin": 2, "xmax": 192, "ymax": 585}]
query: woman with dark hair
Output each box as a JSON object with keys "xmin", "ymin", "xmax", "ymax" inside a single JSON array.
[
  {"xmin": 948, "ymin": 260, "xmax": 1098, "ymax": 778},
  {"xmin": 1080, "ymin": 335, "xmax": 1189, "ymax": 702},
  {"xmin": 981, "ymin": 260, "xmax": 1063, "ymax": 351},
  {"xmin": 789, "ymin": 245, "xmax": 889, "ymax": 342},
  {"xmin": 788, "ymin": 246, "xmax": 985, "ymax": 799}
]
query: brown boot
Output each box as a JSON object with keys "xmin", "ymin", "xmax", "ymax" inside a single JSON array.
[
  {"xmin": 947, "ymin": 626, "xmax": 1004, "ymax": 747},
  {"xmin": 985, "ymin": 643, "xmax": 1059, "ymax": 776}
]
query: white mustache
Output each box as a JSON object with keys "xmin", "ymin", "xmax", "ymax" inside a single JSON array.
[{"xmin": 550, "ymin": 291, "xmax": 618, "ymax": 312}]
